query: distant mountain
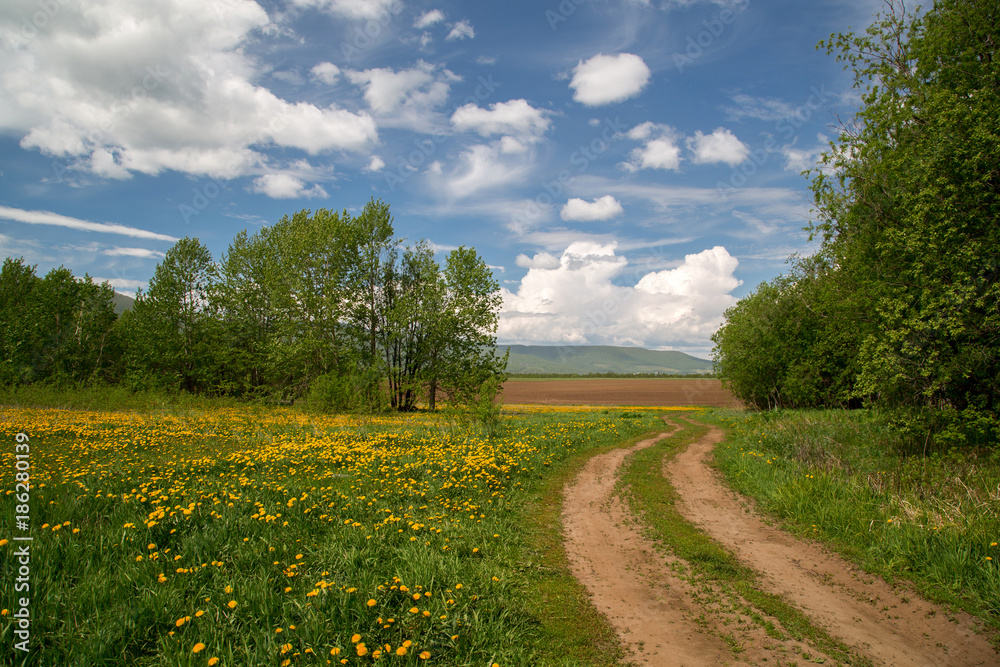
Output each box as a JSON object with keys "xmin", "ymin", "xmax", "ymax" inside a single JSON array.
[
  {"xmin": 112, "ymin": 292, "xmax": 135, "ymax": 315},
  {"xmin": 500, "ymin": 345, "xmax": 713, "ymax": 375}
]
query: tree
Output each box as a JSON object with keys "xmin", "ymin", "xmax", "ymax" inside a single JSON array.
[
  {"xmin": 0, "ymin": 258, "xmax": 119, "ymax": 386},
  {"xmin": 124, "ymin": 237, "xmax": 218, "ymax": 392},
  {"xmin": 811, "ymin": 0, "xmax": 999, "ymax": 439}
]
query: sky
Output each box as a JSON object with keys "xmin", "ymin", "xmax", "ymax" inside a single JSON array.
[{"xmin": 0, "ymin": 0, "xmax": 881, "ymax": 358}]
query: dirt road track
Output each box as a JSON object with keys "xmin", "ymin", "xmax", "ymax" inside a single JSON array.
[{"xmin": 562, "ymin": 417, "xmax": 998, "ymax": 666}]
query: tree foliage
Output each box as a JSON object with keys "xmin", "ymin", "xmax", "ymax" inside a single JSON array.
[
  {"xmin": 713, "ymin": 0, "xmax": 998, "ymax": 444},
  {"xmin": 3, "ymin": 198, "xmax": 506, "ymax": 413}
]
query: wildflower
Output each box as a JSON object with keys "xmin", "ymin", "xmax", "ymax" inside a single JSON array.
[
  {"xmin": 356, "ymin": 643, "xmax": 368, "ymax": 657},
  {"xmin": 351, "ymin": 634, "xmax": 362, "ymax": 644},
  {"xmin": 367, "ymin": 599, "xmax": 377, "ymax": 607},
  {"xmin": 419, "ymin": 651, "xmax": 431, "ymax": 659},
  {"xmin": 396, "ymin": 647, "xmax": 408, "ymax": 656},
  {"xmin": 227, "ymin": 600, "xmax": 237, "ymax": 609},
  {"xmin": 208, "ymin": 659, "xmax": 220, "ymax": 666},
  {"xmin": 193, "ymin": 643, "xmax": 206, "ymax": 653}
]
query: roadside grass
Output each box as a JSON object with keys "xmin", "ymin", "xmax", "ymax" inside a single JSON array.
[
  {"xmin": 618, "ymin": 413, "xmax": 870, "ymax": 666},
  {"xmin": 707, "ymin": 408, "xmax": 1000, "ymax": 643},
  {"xmin": 0, "ymin": 400, "xmax": 662, "ymax": 666}
]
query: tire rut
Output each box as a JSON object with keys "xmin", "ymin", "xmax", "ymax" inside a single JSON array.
[
  {"xmin": 666, "ymin": 420, "xmax": 998, "ymax": 666},
  {"xmin": 562, "ymin": 416, "xmax": 998, "ymax": 666}
]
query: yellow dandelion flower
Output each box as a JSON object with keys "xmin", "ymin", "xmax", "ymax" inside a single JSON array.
[
  {"xmin": 396, "ymin": 647, "xmax": 408, "ymax": 656},
  {"xmin": 351, "ymin": 634, "xmax": 362, "ymax": 644},
  {"xmin": 224, "ymin": 586, "xmax": 233, "ymax": 594},
  {"xmin": 409, "ymin": 607, "xmax": 419, "ymax": 614},
  {"xmin": 192, "ymin": 643, "xmax": 206, "ymax": 653},
  {"xmin": 0, "ymin": 540, "xmax": 8, "ymax": 547},
  {"xmin": 356, "ymin": 644, "xmax": 368, "ymax": 657},
  {"xmin": 330, "ymin": 648, "xmax": 341, "ymax": 656},
  {"xmin": 208, "ymin": 658, "xmax": 220, "ymax": 666},
  {"xmin": 227, "ymin": 600, "xmax": 237, "ymax": 609},
  {"xmin": 419, "ymin": 651, "xmax": 431, "ymax": 660},
  {"xmin": 367, "ymin": 599, "xmax": 377, "ymax": 607}
]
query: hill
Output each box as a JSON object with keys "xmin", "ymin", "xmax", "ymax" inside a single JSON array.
[
  {"xmin": 501, "ymin": 345, "xmax": 713, "ymax": 375},
  {"xmin": 112, "ymin": 292, "xmax": 135, "ymax": 315}
]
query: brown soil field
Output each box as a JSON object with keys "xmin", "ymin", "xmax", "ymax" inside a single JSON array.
[{"xmin": 501, "ymin": 377, "xmax": 740, "ymax": 408}]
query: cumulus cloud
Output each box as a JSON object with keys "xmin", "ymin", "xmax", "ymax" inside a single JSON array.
[
  {"xmin": 365, "ymin": 156, "xmax": 385, "ymax": 172},
  {"xmin": 569, "ymin": 53, "xmax": 651, "ymax": 106},
  {"xmin": 451, "ymin": 99, "xmax": 551, "ymax": 143},
  {"xmin": 310, "ymin": 62, "xmax": 341, "ymax": 85},
  {"xmin": 251, "ymin": 173, "xmax": 329, "ymax": 199},
  {"xmin": 500, "ymin": 242, "xmax": 741, "ymax": 349},
  {"xmin": 346, "ymin": 61, "xmax": 458, "ymax": 131},
  {"xmin": 621, "ymin": 123, "xmax": 682, "ymax": 172},
  {"xmin": 288, "ymin": 0, "xmax": 400, "ymax": 19},
  {"xmin": 414, "ymin": 9, "xmax": 445, "ymax": 28},
  {"xmin": 0, "ymin": 0, "xmax": 376, "ymax": 184},
  {"xmin": 446, "ymin": 20, "xmax": 475, "ymax": 40},
  {"xmin": 688, "ymin": 128, "xmax": 749, "ymax": 165},
  {"xmin": 560, "ymin": 196, "xmax": 624, "ymax": 221}
]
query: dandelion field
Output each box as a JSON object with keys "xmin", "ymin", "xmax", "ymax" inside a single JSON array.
[{"xmin": 0, "ymin": 403, "xmax": 665, "ymax": 666}]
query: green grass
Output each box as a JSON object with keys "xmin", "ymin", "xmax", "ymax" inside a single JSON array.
[
  {"xmin": 617, "ymin": 413, "xmax": 871, "ymax": 665},
  {"xmin": 0, "ymin": 400, "xmax": 662, "ymax": 666},
  {"xmin": 707, "ymin": 408, "xmax": 1000, "ymax": 645}
]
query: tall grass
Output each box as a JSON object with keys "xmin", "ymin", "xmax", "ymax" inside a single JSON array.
[
  {"xmin": 0, "ymin": 401, "xmax": 662, "ymax": 666},
  {"xmin": 708, "ymin": 409, "xmax": 1000, "ymax": 636}
]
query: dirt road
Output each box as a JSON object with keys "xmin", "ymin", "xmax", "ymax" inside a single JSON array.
[{"xmin": 562, "ymin": 417, "xmax": 997, "ymax": 666}]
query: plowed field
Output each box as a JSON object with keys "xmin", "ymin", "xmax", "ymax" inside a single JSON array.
[{"xmin": 502, "ymin": 378, "xmax": 740, "ymax": 407}]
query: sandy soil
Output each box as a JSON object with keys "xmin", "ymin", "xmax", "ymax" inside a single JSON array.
[
  {"xmin": 503, "ymin": 378, "xmax": 740, "ymax": 408},
  {"xmin": 562, "ymin": 417, "xmax": 998, "ymax": 666}
]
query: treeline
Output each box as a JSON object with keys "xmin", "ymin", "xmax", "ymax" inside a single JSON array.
[
  {"xmin": 0, "ymin": 198, "xmax": 507, "ymax": 412},
  {"xmin": 712, "ymin": 0, "xmax": 998, "ymax": 445}
]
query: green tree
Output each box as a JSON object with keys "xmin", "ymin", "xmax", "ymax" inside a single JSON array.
[
  {"xmin": 812, "ymin": 0, "xmax": 999, "ymax": 439},
  {"xmin": 0, "ymin": 258, "xmax": 119, "ymax": 386},
  {"xmin": 124, "ymin": 237, "xmax": 218, "ymax": 392}
]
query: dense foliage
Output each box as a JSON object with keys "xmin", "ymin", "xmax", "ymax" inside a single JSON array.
[
  {"xmin": 1, "ymin": 198, "xmax": 506, "ymax": 412},
  {"xmin": 713, "ymin": 0, "xmax": 999, "ymax": 444}
]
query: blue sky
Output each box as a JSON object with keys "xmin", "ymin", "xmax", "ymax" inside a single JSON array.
[{"xmin": 0, "ymin": 0, "xmax": 879, "ymax": 356}]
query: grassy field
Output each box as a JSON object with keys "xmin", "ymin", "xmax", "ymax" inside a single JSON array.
[{"xmin": 0, "ymin": 398, "xmax": 668, "ymax": 666}]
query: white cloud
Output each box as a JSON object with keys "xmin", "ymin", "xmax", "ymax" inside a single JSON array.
[
  {"xmin": 311, "ymin": 62, "xmax": 341, "ymax": 85},
  {"xmin": 621, "ymin": 124, "xmax": 682, "ymax": 171},
  {"xmin": 500, "ymin": 242, "xmax": 741, "ymax": 348},
  {"xmin": 0, "ymin": 205, "xmax": 178, "ymax": 241},
  {"xmin": 288, "ymin": 0, "xmax": 400, "ymax": 19},
  {"xmin": 451, "ymin": 99, "xmax": 551, "ymax": 143},
  {"xmin": 346, "ymin": 61, "xmax": 458, "ymax": 131},
  {"xmin": 515, "ymin": 252, "xmax": 561, "ymax": 270},
  {"xmin": 251, "ymin": 173, "xmax": 329, "ymax": 199},
  {"xmin": 688, "ymin": 128, "xmax": 749, "ymax": 165},
  {"xmin": 415, "ymin": 9, "xmax": 445, "ymax": 28},
  {"xmin": 102, "ymin": 247, "xmax": 166, "ymax": 259},
  {"xmin": 0, "ymin": 0, "xmax": 377, "ymax": 181},
  {"xmin": 569, "ymin": 53, "xmax": 651, "ymax": 106},
  {"xmin": 446, "ymin": 20, "xmax": 475, "ymax": 40},
  {"xmin": 365, "ymin": 156, "xmax": 385, "ymax": 172},
  {"xmin": 560, "ymin": 195, "xmax": 624, "ymax": 222},
  {"xmin": 428, "ymin": 143, "xmax": 534, "ymax": 200}
]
